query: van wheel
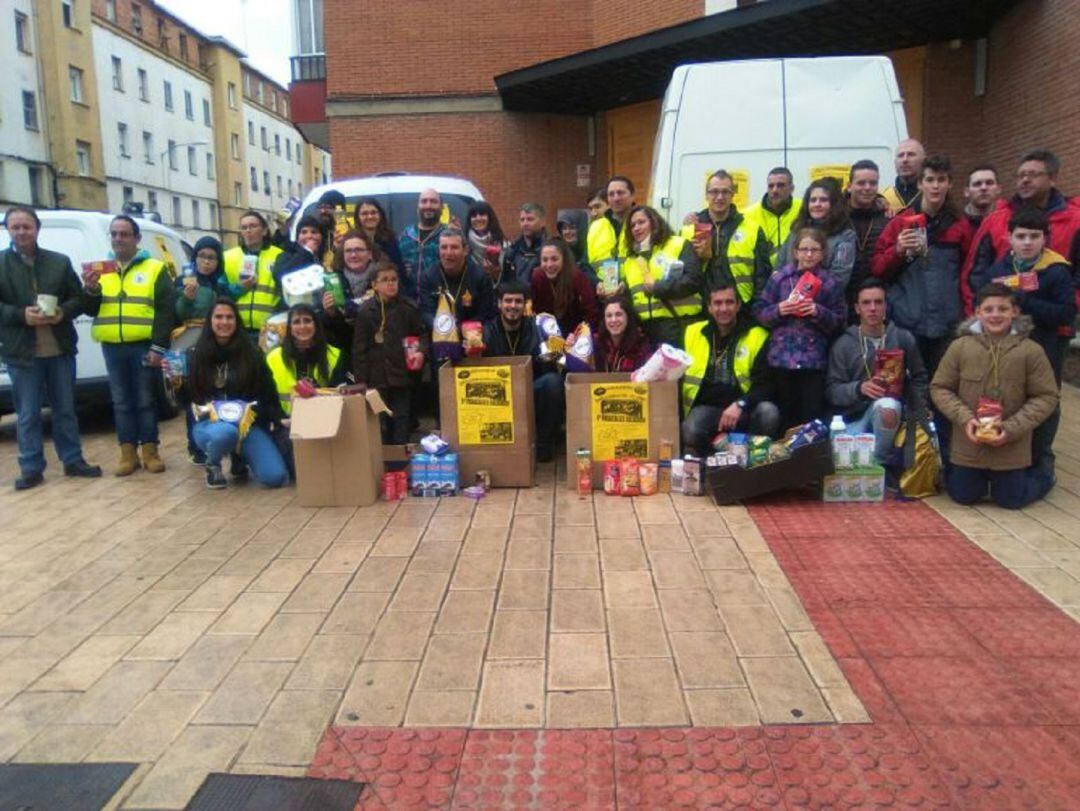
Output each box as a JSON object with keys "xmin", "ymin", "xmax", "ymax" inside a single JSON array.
[{"xmin": 155, "ymin": 371, "xmax": 180, "ymax": 420}]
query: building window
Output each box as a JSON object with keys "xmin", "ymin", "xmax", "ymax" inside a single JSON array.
[
  {"xmin": 105, "ymin": 0, "xmax": 116, "ymax": 23},
  {"xmin": 274, "ymin": 134, "xmax": 281, "ymax": 156},
  {"xmin": 61, "ymin": 0, "xmax": 74, "ymax": 28},
  {"xmin": 69, "ymin": 66, "xmax": 85, "ymax": 103},
  {"xmin": 142, "ymin": 131, "xmax": 153, "ymax": 163},
  {"xmin": 227, "ymin": 82, "xmax": 237, "ymax": 109},
  {"xmin": 184, "ymin": 90, "xmax": 193, "ymax": 120},
  {"xmin": 111, "ymin": 56, "xmax": 123, "ymax": 91},
  {"xmin": 209, "ymin": 201, "xmax": 217, "ymax": 225},
  {"xmin": 28, "ymin": 166, "xmax": 44, "ymax": 206},
  {"xmin": 202, "ymin": 98, "xmax": 211, "ymax": 126},
  {"xmin": 233, "ymin": 181, "xmax": 242, "ymax": 206},
  {"xmin": 156, "ymin": 16, "xmax": 165, "ymax": 46},
  {"xmin": 167, "ymin": 139, "xmax": 177, "ymax": 170},
  {"xmin": 276, "ymin": 175, "xmax": 283, "ymax": 196},
  {"xmin": 178, "ymin": 33, "xmax": 188, "ymax": 60},
  {"xmin": 206, "ymin": 153, "xmax": 215, "ymax": 179},
  {"xmin": 243, "ymin": 73, "xmax": 251, "ymax": 97},
  {"xmin": 247, "ymin": 121, "xmax": 254, "ymax": 145},
  {"xmin": 172, "ymin": 195, "xmax": 181, "ymax": 225},
  {"xmin": 256, "ymin": 83, "xmax": 264, "ymax": 105},
  {"xmin": 15, "ymin": 11, "xmax": 31, "ymax": 54},
  {"xmin": 282, "ymin": 98, "xmax": 288, "ymax": 118},
  {"xmin": 137, "ymin": 68, "xmax": 148, "ymax": 101},
  {"xmin": 298, "ymin": 182, "xmax": 303, "ymax": 198},
  {"xmin": 22, "ymin": 91, "xmax": 38, "ymax": 130},
  {"xmin": 75, "ymin": 141, "xmax": 91, "ymax": 176},
  {"xmin": 131, "ymin": 3, "xmax": 142, "ymax": 35},
  {"xmin": 260, "ymin": 127, "xmax": 267, "ymax": 151},
  {"xmin": 285, "ymin": 138, "xmax": 292, "ymax": 161},
  {"xmin": 192, "ymin": 200, "xmax": 200, "ymax": 228},
  {"xmin": 122, "ymin": 185, "xmax": 134, "ymax": 204},
  {"xmin": 163, "ymin": 81, "xmax": 173, "ymax": 111},
  {"xmin": 187, "ymin": 145, "xmax": 196, "ymax": 175},
  {"xmin": 297, "ymin": 146, "xmax": 302, "ymax": 165},
  {"xmin": 250, "ymin": 166, "xmax": 258, "ymax": 190},
  {"xmin": 288, "ymin": 178, "xmax": 294, "ymax": 196},
  {"xmin": 263, "ymin": 170, "xmax": 270, "ymax": 195},
  {"xmin": 117, "ymin": 122, "xmax": 129, "ymax": 157},
  {"xmin": 148, "ymin": 189, "xmax": 158, "ymax": 211},
  {"xmin": 230, "ymin": 132, "xmax": 240, "ymax": 160}
]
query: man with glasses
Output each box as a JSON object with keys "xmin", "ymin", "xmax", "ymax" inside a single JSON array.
[
  {"xmin": 962, "ymin": 150, "xmax": 1080, "ymax": 315},
  {"xmin": 82, "ymin": 215, "xmax": 175, "ymax": 476},
  {"xmin": 680, "ymin": 170, "xmax": 771, "ymax": 306},
  {"xmin": 744, "ymin": 167, "xmax": 802, "ymax": 270}
]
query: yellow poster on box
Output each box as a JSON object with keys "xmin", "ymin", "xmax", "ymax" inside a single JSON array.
[
  {"xmin": 590, "ymin": 382, "xmax": 649, "ymax": 460},
  {"xmin": 809, "ymin": 164, "xmax": 851, "ymax": 190},
  {"xmin": 455, "ymin": 366, "xmax": 515, "ymax": 445}
]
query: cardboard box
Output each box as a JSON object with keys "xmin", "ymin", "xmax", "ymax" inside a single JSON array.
[
  {"xmin": 823, "ymin": 464, "xmax": 885, "ymax": 502},
  {"xmin": 289, "ymin": 390, "xmax": 388, "ymax": 507},
  {"xmin": 707, "ymin": 439, "xmax": 834, "ymax": 505},
  {"xmin": 564, "ymin": 373, "xmax": 680, "ymax": 490},
  {"xmin": 438, "ymin": 356, "xmax": 535, "ymax": 488}
]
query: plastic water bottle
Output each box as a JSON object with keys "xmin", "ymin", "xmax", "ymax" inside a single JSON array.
[{"xmin": 829, "ymin": 415, "xmax": 847, "ymax": 467}]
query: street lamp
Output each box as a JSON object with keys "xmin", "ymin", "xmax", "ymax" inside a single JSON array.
[{"xmin": 160, "ymin": 140, "xmax": 208, "ymax": 225}]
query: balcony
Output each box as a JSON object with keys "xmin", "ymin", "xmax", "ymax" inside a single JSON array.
[
  {"xmin": 289, "ymin": 54, "xmax": 328, "ymax": 150},
  {"xmin": 291, "ymin": 54, "xmax": 326, "ymax": 82}
]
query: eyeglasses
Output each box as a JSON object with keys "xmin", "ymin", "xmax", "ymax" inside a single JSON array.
[
  {"xmin": 706, "ymin": 188, "xmax": 734, "ymax": 198},
  {"xmin": 795, "ymin": 247, "xmax": 824, "ymax": 254}
]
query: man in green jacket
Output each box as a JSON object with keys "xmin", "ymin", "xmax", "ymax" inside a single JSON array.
[{"xmin": 0, "ymin": 206, "xmax": 101, "ymax": 489}]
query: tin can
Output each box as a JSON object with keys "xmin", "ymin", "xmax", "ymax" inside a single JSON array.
[
  {"xmin": 602, "ymin": 461, "xmax": 621, "ymax": 495},
  {"xmin": 403, "ymin": 336, "xmax": 423, "ymax": 371},
  {"xmin": 394, "ymin": 470, "xmax": 408, "ymax": 500},
  {"xmin": 475, "ymin": 469, "xmax": 492, "ymax": 491},
  {"xmin": 576, "ymin": 448, "xmax": 592, "ymax": 496},
  {"xmin": 381, "ymin": 472, "xmax": 398, "ymax": 501}
]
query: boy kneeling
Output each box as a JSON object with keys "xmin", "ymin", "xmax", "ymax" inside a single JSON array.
[{"xmin": 931, "ymin": 282, "xmax": 1059, "ymax": 509}]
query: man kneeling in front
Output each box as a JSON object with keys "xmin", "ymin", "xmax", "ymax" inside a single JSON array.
[{"xmin": 681, "ymin": 283, "xmax": 779, "ymax": 456}]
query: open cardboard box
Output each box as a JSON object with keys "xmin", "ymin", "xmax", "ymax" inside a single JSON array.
[
  {"xmin": 564, "ymin": 373, "xmax": 680, "ymax": 490},
  {"xmin": 289, "ymin": 389, "xmax": 389, "ymax": 506},
  {"xmin": 438, "ymin": 356, "xmax": 535, "ymax": 488}
]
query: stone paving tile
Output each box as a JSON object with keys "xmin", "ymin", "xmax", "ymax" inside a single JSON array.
[
  {"xmin": 337, "ymin": 660, "xmax": 418, "ymax": 726},
  {"xmin": 548, "ymin": 633, "xmax": 610, "ymax": 690},
  {"xmin": 321, "ymin": 591, "xmax": 390, "ymax": 636},
  {"xmin": 158, "ymin": 633, "xmax": 253, "ymax": 691},
  {"xmin": 243, "ymin": 612, "xmax": 326, "ymax": 662},
  {"xmin": 32, "ymin": 634, "xmax": 141, "ymax": 692},
  {"xmin": 683, "ymin": 687, "xmax": 760, "ymax": 725},
  {"xmin": 0, "ymin": 691, "xmax": 78, "ymax": 761},
  {"xmin": 12, "ymin": 723, "xmax": 112, "ymax": 763},
  {"xmin": 285, "ymin": 634, "xmax": 366, "ymax": 690},
  {"xmin": 546, "ymin": 690, "xmax": 615, "ymax": 728},
  {"xmin": 550, "ymin": 589, "xmax": 605, "ymax": 632},
  {"xmin": 612, "ymin": 659, "xmax": 688, "ymax": 726},
  {"xmin": 434, "ymin": 590, "xmax": 495, "ymax": 634},
  {"xmin": 61, "ymin": 660, "xmax": 173, "ymax": 725},
  {"xmin": 475, "ymin": 660, "xmax": 544, "ymax": 727},
  {"xmin": 416, "ymin": 634, "xmax": 486, "ymax": 691},
  {"xmin": 87, "ymin": 689, "xmax": 208, "ymax": 761},
  {"xmin": 194, "ymin": 661, "xmax": 293, "ymax": 725},
  {"xmin": 239, "ymin": 689, "xmax": 340, "ymax": 766},
  {"xmin": 489, "ymin": 610, "xmax": 547, "ymax": 659},
  {"xmin": 208, "ymin": 591, "xmax": 288, "ymax": 635}
]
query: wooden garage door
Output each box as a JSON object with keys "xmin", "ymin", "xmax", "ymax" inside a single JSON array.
[{"xmin": 606, "ymin": 100, "xmax": 661, "ymax": 204}]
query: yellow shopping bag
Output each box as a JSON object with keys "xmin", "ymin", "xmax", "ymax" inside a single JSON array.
[{"xmin": 894, "ymin": 422, "xmax": 941, "ymax": 498}]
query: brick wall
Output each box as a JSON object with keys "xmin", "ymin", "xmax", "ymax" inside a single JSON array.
[
  {"xmin": 924, "ymin": 0, "xmax": 1080, "ymax": 195},
  {"xmin": 591, "ymin": 0, "xmax": 701, "ymax": 47},
  {"xmin": 328, "ymin": 112, "xmax": 594, "ymax": 224}
]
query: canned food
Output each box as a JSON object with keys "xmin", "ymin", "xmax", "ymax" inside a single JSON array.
[
  {"xmin": 381, "ymin": 472, "xmax": 398, "ymax": 501},
  {"xmin": 475, "ymin": 469, "xmax": 492, "ymax": 491},
  {"xmin": 576, "ymin": 448, "xmax": 592, "ymax": 496},
  {"xmin": 394, "ymin": 470, "xmax": 408, "ymax": 500}
]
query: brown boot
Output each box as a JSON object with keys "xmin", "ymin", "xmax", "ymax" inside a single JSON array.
[
  {"xmin": 140, "ymin": 443, "xmax": 166, "ymax": 473},
  {"xmin": 115, "ymin": 443, "xmax": 140, "ymax": 476}
]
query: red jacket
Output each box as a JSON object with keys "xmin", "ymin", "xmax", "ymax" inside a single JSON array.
[
  {"xmin": 960, "ymin": 192, "xmax": 1080, "ymax": 315},
  {"xmin": 529, "ymin": 267, "xmax": 599, "ymax": 336}
]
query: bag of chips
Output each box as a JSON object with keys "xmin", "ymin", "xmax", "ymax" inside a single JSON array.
[
  {"xmin": 536, "ymin": 313, "xmax": 565, "ymax": 358},
  {"xmin": 873, "ymin": 348, "xmax": 905, "ymax": 399},
  {"xmin": 461, "ymin": 321, "xmax": 485, "ymax": 357},
  {"xmin": 432, "ymin": 291, "xmax": 462, "ymax": 362},
  {"xmin": 563, "ymin": 322, "xmax": 595, "ymax": 372},
  {"xmin": 619, "ymin": 458, "xmax": 640, "ymax": 496}
]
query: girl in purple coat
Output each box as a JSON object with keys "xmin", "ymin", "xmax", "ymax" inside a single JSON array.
[{"xmin": 752, "ymin": 227, "xmax": 846, "ymax": 429}]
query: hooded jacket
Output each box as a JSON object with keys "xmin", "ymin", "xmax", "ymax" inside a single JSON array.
[
  {"xmin": 825, "ymin": 321, "xmax": 928, "ymax": 421},
  {"xmin": 930, "ymin": 316, "xmax": 1058, "ymax": 470},
  {"xmin": 175, "ymin": 236, "xmax": 229, "ymax": 322}
]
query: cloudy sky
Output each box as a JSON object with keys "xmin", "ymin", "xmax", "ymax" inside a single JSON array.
[{"xmin": 157, "ymin": 0, "xmax": 294, "ymax": 86}]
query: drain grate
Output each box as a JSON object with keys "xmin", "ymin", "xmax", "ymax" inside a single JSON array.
[
  {"xmin": 185, "ymin": 773, "xmax": 363, "ymax": 811},
  {"xmin": 0, "ymin": 762, "xmax": 138, "ymax": 810}
]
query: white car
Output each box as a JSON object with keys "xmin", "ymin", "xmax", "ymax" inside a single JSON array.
[
  {"xmin": 292, "ymin": 173, "xmax": 485, "ymax": 239},
  {"xmin": 0, "ymin": 210, "xmax": 189, "ymax": 416}
]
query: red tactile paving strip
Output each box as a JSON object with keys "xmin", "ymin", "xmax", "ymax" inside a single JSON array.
[{"xmin": 308, "ymin": 495, "xmax": 1080, "ymax": 809}]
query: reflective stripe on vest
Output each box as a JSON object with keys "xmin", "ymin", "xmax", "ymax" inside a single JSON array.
[
  {"xmin": 586, "ymin": 216, "xmax": 629, "ymax": 267},
  {"xmin": 91, "ymin": 257, "xmax": 166, "ymax": 343},
  {"xmin": 744, "ymin": 199, "xmax": 802, "ymax": 269},
  {"xmin": 621, "ymin": 236, "xmax": 702, "ymax": 322},
  {"xmin": 681, "ymin": 320, "xmax": 769, "ymax": 417},
  {"xmin": 265, "ymin": 344, "xmax": 341, "ymax": 416},
  {"xmin": 223, "ymin": 244, "xmax": 283, "ymax": 330},
  {"xmin": 679, "ymin": 219, "xmax": 760, "ymax": 304}
]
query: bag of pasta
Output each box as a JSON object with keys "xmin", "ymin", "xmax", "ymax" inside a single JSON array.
[{"xmin": 432, "ymin": 291, "xmax": 462, "ymax": 362}]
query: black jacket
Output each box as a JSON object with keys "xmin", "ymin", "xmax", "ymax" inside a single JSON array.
[
  {"xmin": 502, "ymin": 230, "xmax": 548, "ymax": 286},
  {"xmin": 0, "ymin": 245, "xmax": 82, "ymax": 366},
  {"xmin": 418, "ymin": 259, "xmax": 495, "ymax": 330},
  {"xmin": 353, "ymin": 295, "xmax": 428, "ymax": 391}
]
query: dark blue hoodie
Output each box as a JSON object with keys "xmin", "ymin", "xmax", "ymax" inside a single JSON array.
[{"xmin": 175, "ymin": 236, "xmax": 230, "ymax": 321}]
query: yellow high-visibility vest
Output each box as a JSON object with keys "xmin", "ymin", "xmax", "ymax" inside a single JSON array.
[
  {"xmin": 681, "ymin": 319, "xmax": 769, "ymax": 417},
  {"xmin": 223, "ymin": 244, "xmax": 283, "ymax": 330},
  {"xmin": 622, "ymin": 236, "xmax": 702, "ymax": 322},
  {"xmin": 586, "ymin": 215, "xmax": 630, "ymax": 267},
  {"xmin": 679, "ymin": 215, "xmax": 762, "ymax": 304},
  {"xmin": 744, "ymin": 198, "xmax": 802, "ymax": 269},
  {"xmin": 91, "ymin": 256, "xmax": 167, "ymax": 343},
  {"xmin": 265, "ymin": 344, "xmax": 341, "ymax": 415}
]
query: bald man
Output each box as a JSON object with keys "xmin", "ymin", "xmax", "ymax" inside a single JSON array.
[
  {"xmin": 882, "ymin": 138, "xmax": 926, "ymax": 212},
  {"xmin": 397, "ymin": 187, "xmax": 445, "ymax": 301}
]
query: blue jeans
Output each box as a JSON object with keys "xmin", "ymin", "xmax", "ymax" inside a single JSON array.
[
  {"xmin": 534, "ymin": 372, "xmax": 565, "ymax": 454},
  {"xmin": 7, "ymin": 354, "xmax": 85, "ymax": 476},
  {"xmin": 682, "ymin": 401, "xmax": 782, "ymax": 457},
  {"xmin": 947, "ymin": 464, "xmax": 1053, "ymax": 510},
  {"xmin": 844, "ymin": 397, "xmax": 902, "ymax": 462},
  {"xmin": 102, "ymin": 341, "xmax": 158, "ymax": 445},
  {"xmin": 191, "ymin": 420, "xmax": 288, "ymax": 488}
]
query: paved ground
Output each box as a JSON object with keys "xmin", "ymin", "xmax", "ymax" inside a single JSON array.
[{"xmin": 1, "ymin": 389, "xmax": 1080, "ymax": 808}]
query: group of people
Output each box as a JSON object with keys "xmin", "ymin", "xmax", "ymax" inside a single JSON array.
[{"xmin": 2, "ymin": 139, "xmax": 1077, "ymax": 510}]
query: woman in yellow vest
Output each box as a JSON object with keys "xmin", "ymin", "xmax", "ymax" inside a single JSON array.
[
  {"xmin": 82, "ymin": 215, "xmax": 175, "ymax": 476},
  {"xmin": 622, "ymin": 205, "xmax": 703, "ymax": 348},
  {"xmin": 223, "ymin": 211, "xmax": 283, "ymax": 335},
  {"xmin": 265, "ymin": 304, "xmax": 346, "ymax": 417}
]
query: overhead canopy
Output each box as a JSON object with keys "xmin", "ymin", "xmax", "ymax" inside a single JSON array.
[{"xmin": 495, "ymin": 0, "xmax": 1018, "ymax": 115}]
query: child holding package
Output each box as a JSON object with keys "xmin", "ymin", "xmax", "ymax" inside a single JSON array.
[
  {"xmin": 353, "ymin": 264, "xmax": 428, "ymax": 445},
  {"xmin": 931, "ymin": 281, "xmax": 1059, "ymax": 509}
]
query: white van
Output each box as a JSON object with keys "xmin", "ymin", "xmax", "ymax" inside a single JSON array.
[
  {"xmin": 293, "ymin": 173, "xmax": 485, "ymax": 239},
  {"xmin": 0, "ymin": 210, "xmax": 189, "ymax": 416},
  {"xmin": 649, "ymin": 56, "xmax": 908, "ymax": 222}
]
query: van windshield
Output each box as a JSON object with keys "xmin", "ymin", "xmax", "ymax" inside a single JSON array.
[{"xmin": 301, "ymin": 192, "xmax": 478, "ymax": 235}]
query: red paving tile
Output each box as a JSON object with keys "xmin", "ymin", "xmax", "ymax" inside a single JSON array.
[{"xmin": 306, "ymin": 498, "xmax": 1080, "ymax": 809}]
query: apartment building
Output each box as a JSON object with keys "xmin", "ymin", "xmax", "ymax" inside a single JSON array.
[{"xmin": 0, "ymin": 0, "xmax": 330, "ymax": 245}]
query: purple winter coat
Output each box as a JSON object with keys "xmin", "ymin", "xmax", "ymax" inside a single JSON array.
[{"xmin": 751, "ymin": 264, "xmax": 846, "ymax": 370}]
